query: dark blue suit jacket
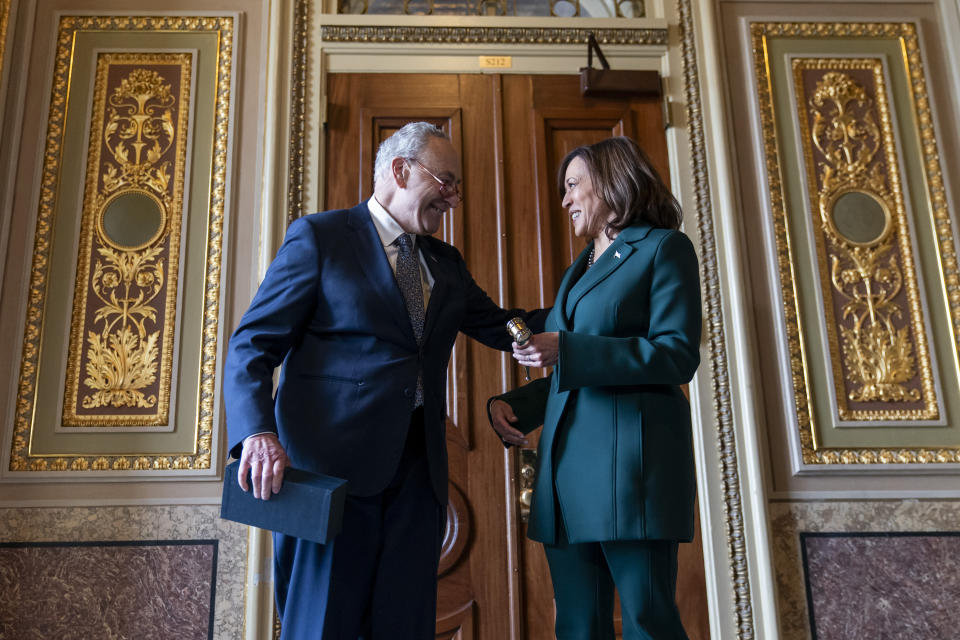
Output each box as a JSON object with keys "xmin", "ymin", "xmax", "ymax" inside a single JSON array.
[{"xmin": 224, "ymin": 202, "xmax": 544, "ymax": 503}]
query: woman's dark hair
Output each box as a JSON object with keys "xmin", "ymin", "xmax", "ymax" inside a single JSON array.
[{"xmin": 557, "ymin": 136, "xmax": 682, "ymax": 234}]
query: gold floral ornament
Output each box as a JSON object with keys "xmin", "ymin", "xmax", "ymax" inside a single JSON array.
[
  {"xmin": 809, "ymin": 71, "xmax": 919, "ymax": 403},
  {"xmin": 80, "ymin": 68, "xmax": 177, "ymax": 410},
  {"xmin": 101, "ymin": 69, "xmax": 177, "ymax": 202},
  {"xmin": 791, "ymin": 59, "xmax": 941, "ymax": 422},
  {"xmin": 810, "ymin": 73, "xmax": 882, "ymax": 196},
  {"xmin": 83, "ymin": 245, "xmax": 164, "ymax": 408}
]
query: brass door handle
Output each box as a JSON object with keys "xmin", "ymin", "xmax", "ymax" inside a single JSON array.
[{"xmin": 518, "ymin": 448, "xmax": 537, "ymax": 522}]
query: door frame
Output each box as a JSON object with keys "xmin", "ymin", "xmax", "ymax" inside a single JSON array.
[{"xmin": 246, "ymin": 2, "xmax": 778, "ymax": 638}]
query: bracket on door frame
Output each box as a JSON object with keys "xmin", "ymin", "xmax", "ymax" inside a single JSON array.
[{"xmin": 579, "ymin": 32, "xmax": 661, "ymax": 100}]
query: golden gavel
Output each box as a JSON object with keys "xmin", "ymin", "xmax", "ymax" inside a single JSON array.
[{"xmin": 506, "ymin": 317, "xmax": 533, "ymax": 381}]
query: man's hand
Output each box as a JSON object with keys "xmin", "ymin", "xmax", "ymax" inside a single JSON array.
[
  {"xmin": 489, "ymin": 399, "xmax": 528, "ymax": 446},
  {"xmin": 512, "ymin": 331, "xmax": 559, "ymax": 368},
  {"xmin": 238, "ymin": 433, "xmax": 290, "ymax": 500}
]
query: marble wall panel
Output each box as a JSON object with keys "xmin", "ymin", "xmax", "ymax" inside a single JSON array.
[
  {"xmin": 771, "ymin": 500, "xmax": 960, "ymax": 639},
  {"xmin": 801, "ymin": 532, "xmax": 960, "ymax": 639},
  {"xmin": 0, "ymin": 505, "xmax": 247, "ymax": 640},
  {"xmin": 0, "ymin": 540, "xmax": 216, "ymax": 639}
]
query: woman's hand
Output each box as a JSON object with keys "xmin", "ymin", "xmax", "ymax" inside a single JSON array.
[
  {"xmin": 513, "ymin": 331, "xmax": 559, "ymax": 368},
  {"xmin": 489, "ymin": 399, "xmax": 529, "ymax": 446}
]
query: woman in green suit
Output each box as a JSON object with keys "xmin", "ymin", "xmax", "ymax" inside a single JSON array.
[{"xmin": 489, "ymin": 137, "xmax": 701, "ymax": 640}]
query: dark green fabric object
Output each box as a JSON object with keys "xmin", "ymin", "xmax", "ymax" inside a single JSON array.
[{"xmin": 492, "ymin": 223, "xmax": 702, "ymax": 545}]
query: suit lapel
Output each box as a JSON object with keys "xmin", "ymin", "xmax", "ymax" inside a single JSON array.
[
  {"xmin": 553, "ymin": 247, "xmax": 590, "ymax": 331},
  {"xmin": 565, "ymin": 238, "xmax": 635, "ymax": 317},
  {"xmin": 347, "ymin": 203, "xmax": 416, "ymax": 342},
  {"xmin": 419, "ymin": 237, "xmax": 449, "ymax": 343}
]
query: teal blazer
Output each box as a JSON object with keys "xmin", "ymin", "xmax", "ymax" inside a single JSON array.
[{"xmin": 497, "ymin": 223, "xmax": 701, "ymax": 544}]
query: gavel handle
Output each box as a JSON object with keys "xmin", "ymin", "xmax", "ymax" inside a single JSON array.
[{"xmin": 516, "ymin": 338, "xmax": 532, "ymax": 381}]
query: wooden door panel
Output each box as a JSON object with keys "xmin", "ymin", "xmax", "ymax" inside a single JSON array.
[
  {"xmin": 437, "ymin": 601, "xmax": 475, "ymax": 640},
  {"xmin": 324, "ymin": 72, "xmax": 709, "ymax": 640},
  {"xmin": 328, "ymin": 87, "xmax": 475, "ymax": 448},
  {"xmin": 325, "ymin": 74, "xmax": 463, "ymax": 209},
  {"xmin": 358, "ymin": 110, "xmax": 463, "ymax": 207},
  {"xmin": 326, "ymin": 74, "xmax": 502, "ymax": 640},
  {"xmin": 535, "ymin": 114, "xmax": 629, "ymax": 295}
]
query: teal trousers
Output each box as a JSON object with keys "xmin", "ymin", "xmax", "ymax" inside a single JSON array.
[{"xmin": 543, "ymin": 534, "xmax": 689, "ymax": 640}]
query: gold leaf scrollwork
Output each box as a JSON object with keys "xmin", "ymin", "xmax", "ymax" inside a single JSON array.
[
  {"xmin": 810, "ymin": 72, "xmax": 881, "ymax": 189},
  {"xmin": 82, "ymin": 246, "xmax": 164, "ymax": 409},
  {"xmin": 12, "ymin": 16, "xmax": 231, "ymax": 472},
  {"xmin": 809, "ymin": 71, "xmax": 918, "ymax": 404},
  {"xmin": 101, "ymin": 69, "xmax": 176, "ymax": 202},
  {"xmin": 756, "ymin": 24, "xmax": 955, "ymax": 464},
  {"xmin": 81, "ymin": 68, "xmax": 175, "ymax": 410}
]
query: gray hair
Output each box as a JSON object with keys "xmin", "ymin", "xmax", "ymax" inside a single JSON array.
[{"xmin": 374, "ymin": 122, "xmax": 449, "ymax": 187}]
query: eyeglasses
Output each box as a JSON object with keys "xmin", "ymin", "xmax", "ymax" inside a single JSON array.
[{"xmin": 410, "ymin": 158, "xmax": 463, "ymax": 205}]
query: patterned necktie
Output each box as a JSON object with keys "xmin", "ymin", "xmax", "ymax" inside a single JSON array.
[{"xmin": 394, "ymin": 234, "xmax": 424, "ymax": 405}]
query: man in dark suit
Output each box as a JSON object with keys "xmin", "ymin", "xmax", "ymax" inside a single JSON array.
[{"xmin": 223, "ymin": 122, "xmax": 544, "ymax": 639}]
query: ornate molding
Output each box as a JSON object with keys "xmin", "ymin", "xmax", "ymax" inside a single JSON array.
[
  {"xmin": 793, "ymin": 59, "xmax": 939, "ymax": 422},
  {"xmin": 62, "ymin": 55, "xmax": 193, "ymax": 427},
  {"xmin": 319, "ymin": 24, "xmax": 667, "ymax": 44},
  {"xmin": 752, "ymin": 21, "xmax": 960, "ymax": 464},
  {"xmin": 288, "ymin": 0, "xmax": 309, "ymax": 223},
  {"xmin": 9, "ymin": 15, "xmax": 234, "ymax": 472},
  {"xmin": 679, "ymin": 0, "xmax": 754, "ymax": 637}
]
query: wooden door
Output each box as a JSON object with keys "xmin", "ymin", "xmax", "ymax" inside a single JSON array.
[{"xmin": 324, "ymin": 73, "xmax": 709, "ymax": 640}]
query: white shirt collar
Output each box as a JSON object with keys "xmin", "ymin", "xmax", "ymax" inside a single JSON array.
[{"xmin": 368, "ymin": 197, "xmax": 412, "ymax": 248}]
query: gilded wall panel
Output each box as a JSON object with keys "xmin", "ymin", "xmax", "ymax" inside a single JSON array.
[
  {"xmin": 792, "ymin": 58, "xmax": 939, "ymax": 423},
  {"xmin": 8, "ymin": 16, "xmax": 234, "ymax": 473},
  {"xmin": 62, "ymin": 54, "xmax": 192, "ymax": 427},
  {"xmin": 752, "ymin": 22, "xmax": 960, "ymax": 465}
]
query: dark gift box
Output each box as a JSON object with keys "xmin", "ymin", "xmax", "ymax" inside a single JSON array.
[{"xmin": 220, "ymin": 460, "xmax": 347, "ymax": 545}]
